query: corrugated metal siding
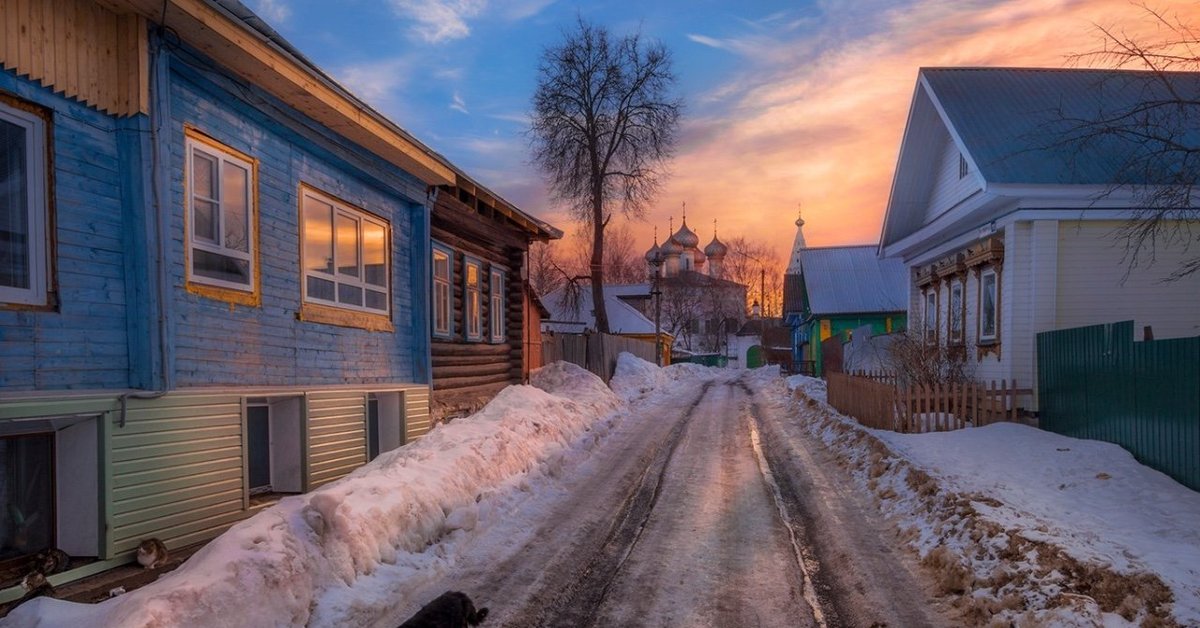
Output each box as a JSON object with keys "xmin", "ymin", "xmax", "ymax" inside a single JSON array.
[
  {"xmin": 305, "ymin": 392, "xmax": 367, "ymax": 489},
  {"xmin": 0, "ymin": 0, "xmax": 148, "ymax": 116},
  {"xmin": 1038, "ymin": 321, "xmax": 1200, "ymax": 491},
  {"xmin": 404, "ymin": 386, "xmax": 432, "ymax": 442},
  {"xmin": 108, "ymin": 394, "xmax": 245, "ymax": 556},
  {"xmin": 798, "ymin": 246, "xmax": 907, "ymax": 316}
]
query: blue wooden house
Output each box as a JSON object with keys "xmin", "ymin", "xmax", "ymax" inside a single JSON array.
[{"xmin": 0, "ymin": 0, "xmax": 556, "ymax": 594}]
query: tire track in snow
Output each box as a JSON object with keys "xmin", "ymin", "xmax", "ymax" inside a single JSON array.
[
  {"xmin": 530, "ymin": 381, "xmax": 715, "ymax": 628},
  {"xmin": 748, "ymin": 413, "xmax": 828, "ymax": 628}
]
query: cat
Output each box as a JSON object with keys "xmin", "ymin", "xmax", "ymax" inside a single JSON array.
[
  {"xmin": 398, "ymin": 591, "xmax": 489, "ymax": 628},
  {"xmin": 136, "ymin": 538, "xmax": 169, "ymax": 569},
  {"xmin": 13, "ymin": 570, "xmax": 55, "ymax": 606},
  {"xmin": 30, "ymin": 548, "xmax": 70, "ymax": 576}
]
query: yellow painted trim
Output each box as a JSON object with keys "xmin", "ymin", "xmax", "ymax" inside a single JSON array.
[
  {"xmin": 298, "ymin": 302, "xmax": 394, "ymax": 333},
  {"xmin": 182, "ymin": 126, "xmax": 262, "ymax": 308}
]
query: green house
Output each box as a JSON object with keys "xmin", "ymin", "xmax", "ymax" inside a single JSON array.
[{"xmin": 783, "ymin": 245, "xmax": 908, "ymax": 376}]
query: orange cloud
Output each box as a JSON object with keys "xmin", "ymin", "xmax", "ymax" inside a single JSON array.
[{"xmin": 630, "ymin": 0, "xmax": 1200, "ymax": 264}]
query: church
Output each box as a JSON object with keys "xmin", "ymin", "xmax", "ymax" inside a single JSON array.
[{"xmin": 632, "ymin": 214, "xmax": 749, "ymax": 358}]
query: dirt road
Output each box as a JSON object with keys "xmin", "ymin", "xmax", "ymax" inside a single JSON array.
[{"xmin": 375, "ymin": 375, "xmax": 946, "ymax": 627}]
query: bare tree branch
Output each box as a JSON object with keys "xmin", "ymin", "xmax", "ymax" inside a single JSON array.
[{"xmin": 529, "ymin": 18, "xmax": 682, "ymax": 332}]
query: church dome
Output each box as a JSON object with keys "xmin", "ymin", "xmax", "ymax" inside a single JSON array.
[
  {"xmin": 672, "ymin": 219, "xmax": 700, "ymax": 249},
  {"xmin": 644, "ymin": 241, "xmax": 661, "ymax": 262},
  {"xmin": 704, "ymin": 236, "xmax": 727, "ymax": 258},
  {"xmin": 659, "ymin": 236, "xmax": 683, "ymax": 257}
]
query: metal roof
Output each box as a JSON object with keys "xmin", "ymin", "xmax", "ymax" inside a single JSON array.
[
  {"xmin": 922, "ymin": 67, "xmax": 1200, "ymax": 185},
  {"xmin": 796, "ymin": 246, "xmax": 907, "ymax": 316}
]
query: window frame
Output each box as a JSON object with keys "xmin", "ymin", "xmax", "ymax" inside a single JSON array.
[
  {"xmin": 299, "ymin": 185, "xmax": 391, "ymax": 318},
  {"xmin": 184, "ymin": 129, "xmax": 259, "ymax": 304},
  {"xmin": 431, "ymin": 242, "xmax": 453, "ymax": 338},
  {"xmin": 0, "ymin": 98, "xmax": 50, "ymax": 307},
  {"xmin": 948, "ymin": 278, "xmax": 965, "ymax": 345},
  {"xmin": 463, "ymin": 257, "xmax": 483, "ymax": 341},
  {"xmin": 489, "ymin": 268, "xmax": 506, "ymax": 343},
  {"xmin": 923, "ymin": 288, "xmax": 938, "ymax": 344},
  {"xmin": 978, "ymin": 267, "xmax": 999, "ymax": 343}
]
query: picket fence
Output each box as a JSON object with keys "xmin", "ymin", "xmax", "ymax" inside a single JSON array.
[{"xmin": 826, "ymin": 371, "xmax": 1028, "ymax": 433}]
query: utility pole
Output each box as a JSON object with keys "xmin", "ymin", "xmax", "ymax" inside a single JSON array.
[{"xmin": 650, "ymin": 253, "xmax": 664, "ymax": 366}]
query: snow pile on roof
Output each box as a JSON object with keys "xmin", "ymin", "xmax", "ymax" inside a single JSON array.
[
  {"xmin": 9, "ymin": 363, "xmax": 620, "ymax": 628},
  {"xmin": 784, "ymin": 375, "xmax": 1190, "ymax": 626}
]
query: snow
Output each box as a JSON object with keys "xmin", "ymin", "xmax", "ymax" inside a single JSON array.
[
  {"xmin": 10, "ymin": 362, "xmax": 1197, "ymax": 627},
  {"xmin": 785, "ymin": 374, "xmax": 1200, "ymax": 626},
  {"xmin": 6, "ymin": 362, "xmax": 621, "ymax": 628},
  {"xmin": 877, "ymin": 422, "xmax": 1200, "ymax": 623}
]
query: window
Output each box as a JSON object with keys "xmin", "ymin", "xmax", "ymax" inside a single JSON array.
[
  {"xmin": 958, "ymin": 153, "xmax": 969, "ymax": 179},
  {"xmin": 432, "ymin": 245, "xmax": 452, "ymax": 337},
  {"xmin": 923, "ymin": 289, "xmax": 937, "ymax": 343},
  {"xmin": 464, "ymin": 258, "xmax": 482, "ymax": 340},
  {"xmin": 0, "ymin": 100, "xmax": 48, "ymax": 306},
  {"xmin": 186, "ymin": 133, "xmax": 256, "ymax": 295},
  {"xmin": 490, "ymin": 269, "xmax": 505, "ymax": 342},
  {"xmin": 948, "ymin": 280, "xmax": 964, "ymax": 345},
  {"xmin": 301, "ymin": 187, "xmax": 389, "ymax": 315},
  {"xmin": 979, "ymin": 268, "xmax": 998, "ymax": 342}
]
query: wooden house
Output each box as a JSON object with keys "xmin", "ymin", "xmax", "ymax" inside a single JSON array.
[
  {"xmin": 0, "ymin": 0, "xmax": 556, "ymax": 595},
  {"xmin": 879, "ymin": 67, "xmax": 1200, "ymax": 409},
  {"xmin": 428, "ymin": 181, "xmax": 560, "ymax": 422}
]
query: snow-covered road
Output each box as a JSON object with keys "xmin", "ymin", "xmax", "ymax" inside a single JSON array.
[{"xmin": 376, "ymin": 373, "xmax": 945, "ymax": 628}]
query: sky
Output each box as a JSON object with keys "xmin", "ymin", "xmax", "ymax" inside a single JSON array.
[{"xmin": 245, "ymin": 0, "xmax": 1199, "ymax": 262}]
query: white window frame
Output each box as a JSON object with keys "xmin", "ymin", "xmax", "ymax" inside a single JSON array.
[
  {"xmin": 464, "ymin": 257, "xmax": 482, "ymax": 341},
  {"xmin": 979, "ymin": 267, "xmax": 999, "ymax": 343},
  {"xmin": 300, "ymin": 187, "xmax": 390, "ymax": 315},
  {"xmin": 948, "ymin": 279, "xmax": 964, "ymax": 345},
  {"xmin": 185, "ymin": 135, "xmax": 256, "ymax": 293},
  {"xmin": 0, "ymin": 102, "xmax": 49, "ymax": 306},
  {"xmin": 432, "ymin": 243, "xmax": 452, "ymax": 337},
  {"xmin": 489, "ymin": 269, "xmax": 505, "ymax": 343}
]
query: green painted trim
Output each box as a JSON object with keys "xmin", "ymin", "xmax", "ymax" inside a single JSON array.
[
  {"xmin": 300, "ymin": 395, "xmax": 311, "ymax": 493},
  {"xmin": 0, "ymin": 554, "xmax": 136, "ymax": 604},
  {"xmin": 240, "ymin": 397, "xmax": 249, "ymax": 511},
  {"xmin": 0, "ymin": 398, "xmax": 120, "ymax": 421},
  {"xmin": 99, "ymin": 411, "xmax": 114, "ymax": 560}
]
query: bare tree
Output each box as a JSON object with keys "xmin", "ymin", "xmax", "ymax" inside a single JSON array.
[
  {"xmin": 528, "ymin": 240, "xmax": 569, "ymax": 297},
  {"xmin": 529, "ymin": 18, "xmax": 682, "ymax": 332},
  {"xmin": 564, "ymin": 223, "xmax": 646, "ymax": 284},
  {"xmin": 885, "ymin": 331, "xmax": 974, "ymax": 389},
  {"xmin": 1065, "ymin": 4, "xmax": 1200, "ymax": 279},
  {"xmin": 723, "ymin": 236, "xmax": 784, "ymax": 316}
]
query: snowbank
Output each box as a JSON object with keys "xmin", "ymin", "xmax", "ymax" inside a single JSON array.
[
  {"xmin": 609, "ymin": 352, "xmax": 663, "ymax": 401},
  {"xmin": 782, "ymin": 378, "xmax": 1192, "ymax": 626},
  {"xmin": 8, "ymin": 363, "xmax": 620, "ymax": 628}
]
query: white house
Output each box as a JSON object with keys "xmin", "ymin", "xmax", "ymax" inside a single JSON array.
[{"xmin": 879, "ymin": 67, "xmax": 1200, "ymax": 409}]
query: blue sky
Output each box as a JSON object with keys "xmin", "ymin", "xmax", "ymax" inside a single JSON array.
[{"xmin": 246, "ymin": 0, "xmax": 1196, "ymax": 259}]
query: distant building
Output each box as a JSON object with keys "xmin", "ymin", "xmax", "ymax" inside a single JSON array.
[
  {"xmin": 782, "ymin": 211, "xmax": 907, "ymax": 376},
  {"xmin": 638, "ymin": 215, "xmax": 747, "ymax": 357}
]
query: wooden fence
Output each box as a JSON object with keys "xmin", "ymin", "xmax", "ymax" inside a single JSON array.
[
  {"xmin": 541, "ymin": 332, "xmax": 659, "ymax": 383},
  {"xmin": 827, "ymin": 372, "xmax": 1027, "ymax": 434}
]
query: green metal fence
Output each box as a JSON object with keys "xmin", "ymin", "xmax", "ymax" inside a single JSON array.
[{"xmin": 1038, "ymin": 321, "xmax": 1200, "ymax": 491}]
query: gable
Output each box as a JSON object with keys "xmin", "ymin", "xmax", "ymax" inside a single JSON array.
[{"xmin": 924, "ymin": 128, "xmax": 982, "ymax": 225}]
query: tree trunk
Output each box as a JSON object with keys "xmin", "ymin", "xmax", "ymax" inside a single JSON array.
[{"xmin": 591, "ymin": 192, "xmax": 609, "ymax": 334}]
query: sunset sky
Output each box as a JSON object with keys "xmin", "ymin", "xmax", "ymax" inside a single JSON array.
[{"xmin": 247, "ymin": 0, "xmax": 1198, "ymax": 263}]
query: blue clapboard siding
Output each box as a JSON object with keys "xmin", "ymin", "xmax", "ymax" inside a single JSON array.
[
  {"xmin": 164, "ymin": 51, "xmax": 430, "ymax": 389},
  {"xmin": 0, "ymin": 69, "xmax": 133, "ymax": 391}
]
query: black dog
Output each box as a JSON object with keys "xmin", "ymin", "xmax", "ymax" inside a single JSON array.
[{"xmin": 399, "ymin": 591, "xmax": 488, "ymax": 627}]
